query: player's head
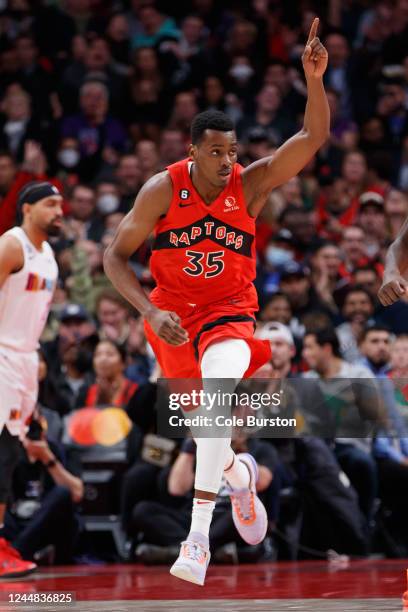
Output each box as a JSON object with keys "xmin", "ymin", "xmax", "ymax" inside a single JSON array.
[
  {"xmin": 17, "ymin": 181, "xmax": 63, "ymax": 237},
  {"xmin": 189, "ymin": 110, "xmax": 237, "ymax": 188}
]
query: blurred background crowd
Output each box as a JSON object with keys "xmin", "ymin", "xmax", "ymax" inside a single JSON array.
[{"xmin": 2, "ymin": 0, "xmax": 408, "ymax": 567}]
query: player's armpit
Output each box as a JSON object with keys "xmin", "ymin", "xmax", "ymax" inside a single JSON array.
[{"xmin": 0, "ymin": 235, "xmax": 24, "ymax": 288}]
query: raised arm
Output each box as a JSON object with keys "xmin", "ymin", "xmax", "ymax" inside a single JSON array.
[
  {"xmin": 103, "ymin": 172, "xmax": 189, "ymax": 345},
  {"xmin": 242, "ymin": 17, "xmax": 330, "ymax": 218},
  {"xmin": 378, "ymin": 217, "xmax": 408, "ymax": 305}
]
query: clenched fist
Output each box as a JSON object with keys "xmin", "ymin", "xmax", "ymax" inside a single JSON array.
[{"xmin": 378, "ymin": 277, "xmax": 408, "ymax": 306}]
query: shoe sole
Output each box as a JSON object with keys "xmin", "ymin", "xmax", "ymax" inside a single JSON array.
[
  {"xmin": 0, "ymin": 566, "xmax": 36, "ymax": 579},
  {"xmin": 170, "ymin": 563, "xmax": 205, "ymax": 586}
]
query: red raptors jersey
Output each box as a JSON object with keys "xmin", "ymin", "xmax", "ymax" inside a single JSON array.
[{"xmin": 149, "ymin": 158, "xmax": 256, "ymax": 307}]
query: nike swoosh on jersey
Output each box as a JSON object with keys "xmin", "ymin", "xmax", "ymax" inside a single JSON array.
[{"xmin": 179, "ymin": 202, "xmax": 195, "ymax": 208}]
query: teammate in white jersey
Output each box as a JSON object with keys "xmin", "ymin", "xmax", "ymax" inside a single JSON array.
[{"xmin": 0, "ymin": 181, "xmax": 61, "ymax": 578}]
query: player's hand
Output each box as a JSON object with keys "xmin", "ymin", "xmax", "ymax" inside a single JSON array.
[
  {"xmin": 145, "ymin": 308, "xmax": 189, "ymax": 346},
  {"xmin": 378, "ymin": 277, "xmax": 408, "ymax": 306},
  {"xmin": 302, "ymin": 17, "xmax": 328, "ymax": 79}
]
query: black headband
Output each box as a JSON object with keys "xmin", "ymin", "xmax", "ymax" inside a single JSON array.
[{"xmin": 18, "ymin": 182, "xmax": 61, "ymax": 207}]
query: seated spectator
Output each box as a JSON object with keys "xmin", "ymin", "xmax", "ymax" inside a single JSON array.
[
  {"xmin": 1, "ymin": 407, "xmax": 83, "ymax": 565},
  {"xmin": 14, "ymin": 34, "xmax": 53, "ymax": 121},
  {"xmin": 256, "ymin": 229, "xmax": 297, "ymax": 302},
  {"xmin": 326, "ymin": 87, "xmax": 358, "ymax": 151},
  {"xmin": 95, "ymin": 180, "xmax": 121, "ymax": 217},
  {"xmin": 336, "ymin": 286, "xmax": 375, "ymax": 363},
  {"xmin": 115, "ymin": 154, "xmax": 142, "ymax": 213},
  {"xmin": 385, "ymin": 188, "xmax": 408, "ymax": 241},
  {"xmin": 62, "ymin": 184, "xmax": 105, "ymax": 243},
  {"xmin": 60, "ymin": 81, "xmax": 127, "ymax": 181},
  {"xmin": 302, "ymin": 327, "xmax": 383, "ymax": 526},
  {"xmin": 55, "ymin": 137, "xmax": 81, "ymax": 183},
  {"xmin": 239, "ymin": 127, "xmax": 274, "ymax": 166},
  {"xmin": 0, "ymin": 141, "xmax": 62, "ymax": 235},
  {"xmin": 159, "ymin": 129, "xmax": 186, "ymax": 168},
  {"xmin": 259, "ymin": 292, "xmax": 296, "ymax": 327},
  {"xmin": 255, "ymin": 322, "xmax": 368, "ymax": 555},
  {"xmin": 42, "ymin": 304, "xmax": 98, "ymax": 414},
  {"xmin": 278, "ymin": 206, "xmax": 318, "ymax": 256},
  {"xmin": 388, "ymin": 335, "xmax": 408, "ymax": 426},
  {"xmin": 339, "ymin": 225, "xmax": 370, "ymax": 279},
  {"xmin": 135, "ymin": 139, "xmax": 160, "ymax": 183},
  {"xmin": 238, "ymin": 84, "xmax": 297, "ymax": 146},
  {"xmin": 77, "ymin": 339, "xmax": 138, "ymax": 408},
  {"xmin": 324, "ymin": 32, "xmax": 353, "ymax": 120},
  {"xmin": 106, "ymin": 13, "xmax": 131, "ymax": 74},
  {"xmin": 167, "ymin": 91, "xmax": 199, "ymax": 136},
  {"xmin": 131, "ymin": 4, "xmax": 180, "ymax": 49},
  {"xmin": 263, "ymin": 59, "xmax": 306, "ymax": 118},
  {"xmin": 0, "ymin": 87, "xmax": 50, "ymax": 162},
  {"xmin": 279, "ymin": 261, "xmax": 334, "ymax": 325},
  {"xmin": 60, "ymin": 36, "xmax": 127, "ymax": 116},
  {"xmin": 357, "ymin": 192, "xmax": 387, "ymax": 260},
  {"xmin": 95, "ymin": 288, "xmax": 132, "ymax": 346},
  {"xmin": 359, "ymin": 326, "xmax": 408, "ymax": 552},
  {"xmin": 309, "ymin": 241, "xmax": 345, "ymax": 315}
]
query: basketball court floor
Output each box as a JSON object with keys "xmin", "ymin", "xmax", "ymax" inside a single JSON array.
[{"xmin": 0, "ymin": 559, "xmax": 406, "ymax": 611}]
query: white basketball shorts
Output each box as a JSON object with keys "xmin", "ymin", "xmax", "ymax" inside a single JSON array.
[{"xmin": 0, "ymin": 345, "xmax": 39, "ymax": 437}]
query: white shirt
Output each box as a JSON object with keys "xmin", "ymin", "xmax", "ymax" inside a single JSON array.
[{"xmin": 0, "ymin": 227, "xmax": 58, "ymax": 352}]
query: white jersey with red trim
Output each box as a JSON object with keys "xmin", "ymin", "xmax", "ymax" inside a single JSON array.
[{"xmin": 0, "ymin": 227, "xmax": 58, "ymax": 352}]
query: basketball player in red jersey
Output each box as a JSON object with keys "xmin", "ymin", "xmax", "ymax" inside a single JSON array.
[{"xmin": 105, "ymin": 18, "xmax": 329, "ymax": 585}]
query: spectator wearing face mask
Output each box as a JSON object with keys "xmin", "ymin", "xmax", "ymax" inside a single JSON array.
[
  {"xmin": 55, "ymin": 138, "xmax": 81, "ymax": 183},
  {"xmin": 95, "ymin": 180, "xmax": 121, "ymax": 217},
  {"xmin": 257, "ymin": 229, "xmax": 296, "ymax": 303},
  {"xmin": 60, "ymin": 81, "xmax": 127, "ymax": 181}
]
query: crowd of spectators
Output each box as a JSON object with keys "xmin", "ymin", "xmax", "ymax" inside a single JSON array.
[{"xmin": 2, "ymin": 0, "xmax": 408, "ymax": 565}]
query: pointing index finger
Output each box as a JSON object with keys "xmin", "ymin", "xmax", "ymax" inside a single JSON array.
[{"xmin": 307, "ymin": 17, "xmax": 319, "ymax": 44}]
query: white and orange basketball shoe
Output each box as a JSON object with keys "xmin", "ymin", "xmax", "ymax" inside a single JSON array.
[
  {"xmin": 227, "ymin": 452, "xmax": 268, "ymax": 546},
  {"xmin": 170, "ymin": 536, "xmax": 210, "ymax": 586}
]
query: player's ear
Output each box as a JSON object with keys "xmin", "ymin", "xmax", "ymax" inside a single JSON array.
[{"xmin": 188, "ymin": 144, "xmax": 197, "ymax": 159}]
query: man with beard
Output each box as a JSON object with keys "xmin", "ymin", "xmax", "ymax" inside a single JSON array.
[
  {"xmin": 336, "ymin": 286, "xmax": 375, "ymax": 363},
  {"xmin": 359, "ymin": 325, "xmax": 408, "ymax": 553},
  {"xmin": 0, "ymin": 181, "xmax": 61, "ymax": 577}
]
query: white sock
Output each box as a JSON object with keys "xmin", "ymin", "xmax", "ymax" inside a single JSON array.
[
  {"xmin": 224, "ymin": 448, "xmax": 250, "ymax": 489},
  {"xmin": 188, "ymin": 498, "xmax": 216, "ymax": 545}
]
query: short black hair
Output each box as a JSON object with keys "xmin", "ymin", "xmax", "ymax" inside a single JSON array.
[
  {"xmin": 305, "ymin": 327, "xmax": 341, "ymax": 358},
  {"xmin": 191, "ymin": 110, "xmax": 234, "ymax": 144},
  {"xmin": 353, "ymin": 265, "xmax": 380, "ymax": 279},
  {"xmin": 360, "ymin": 323, "xmax": 392, "ymax": 342},
  {"xmin": 343, "ymin": 284, "xmax": 374, "ymax": 306},
  {"xmin": 97, "ymin": 338, "xmax": 127, "ymax": 364}
]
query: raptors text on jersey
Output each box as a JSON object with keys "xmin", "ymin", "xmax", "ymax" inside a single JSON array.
[{"xmin": 150, "ymin": 158, "xmax": 256, "ymax": 307}]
